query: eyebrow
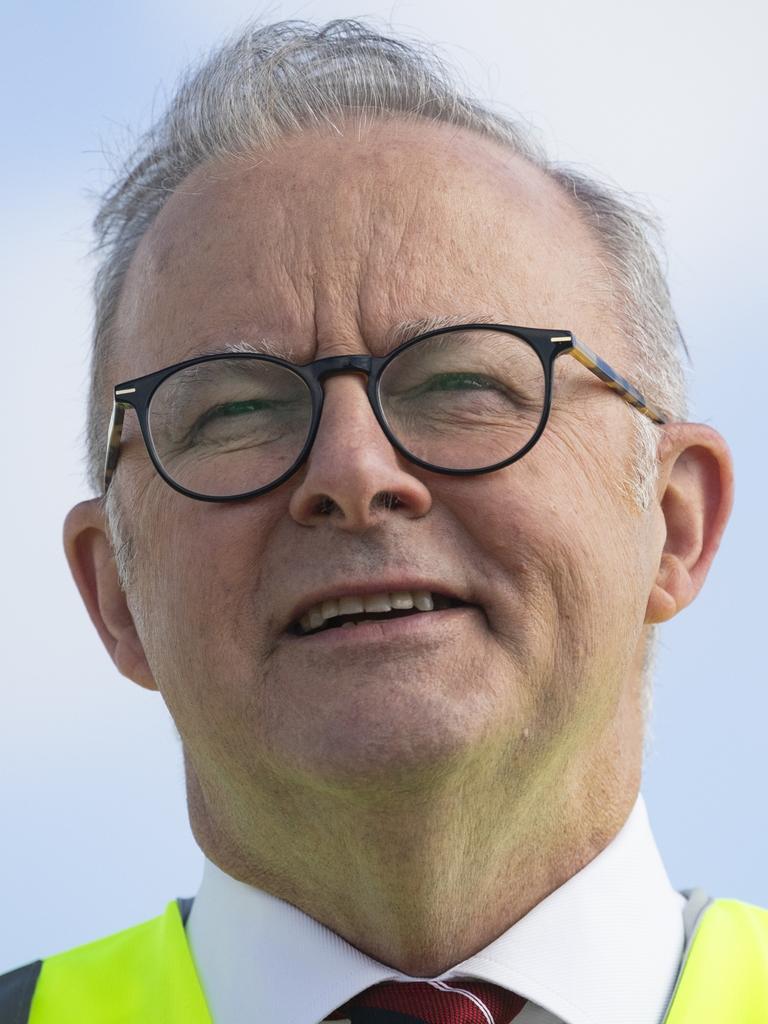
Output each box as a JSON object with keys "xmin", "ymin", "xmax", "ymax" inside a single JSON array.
[
  {"xmin": 192, "ymin": 337, "xmax": 299, "ymax": 361},
  {"xmin": 382, "ymin": 312, "xmax": 501, "ymax": 349}
]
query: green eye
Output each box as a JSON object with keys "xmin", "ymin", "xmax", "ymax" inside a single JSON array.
[
  {"xmin": 418, "ymin": 373, "xmax": 499, "ymax": 392},
  {"xmin": 185, "ymin": 397, "xmax": 290, "ymax": 448},
  {"xmin": 204, "ymin": 399, "xmax": 272, "ymax": 420}
]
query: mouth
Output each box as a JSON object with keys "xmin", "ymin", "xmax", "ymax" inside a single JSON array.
[{"xmin": 287, "ymin": 590, "xmax": 469, "ymax": 639}]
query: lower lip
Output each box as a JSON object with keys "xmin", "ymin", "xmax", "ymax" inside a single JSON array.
[{"xmin": 281, "ymin": 606, "xmax": 477, "ymax": 648}]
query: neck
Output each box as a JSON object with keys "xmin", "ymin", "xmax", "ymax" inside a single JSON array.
[{"xmin": 187, "ymin": 724, "xmax": 641, "ymax": 976}]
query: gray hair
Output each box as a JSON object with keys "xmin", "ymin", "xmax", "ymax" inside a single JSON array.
[{"xmin": 91, "ymin": 18, "xmax": 687, "ymax": 723}]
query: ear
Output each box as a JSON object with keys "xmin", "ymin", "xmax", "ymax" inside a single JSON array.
[
  {"xmin": 63, "ymin": 498, "xmax": 158, "ymax": 690},
  {"xmin": 645, "ymin": 423, "xmax": 734, "ymax": 624}
]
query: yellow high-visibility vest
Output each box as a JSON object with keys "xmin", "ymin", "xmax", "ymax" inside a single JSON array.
[{"xmin": 1, "ymin": 894, "xmax": 766, "ymax": 1022}]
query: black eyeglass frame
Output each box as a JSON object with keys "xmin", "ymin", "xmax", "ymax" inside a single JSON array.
[{"xmin": 104, "ymin": 323, "xmax": 667, "ymax": 503}]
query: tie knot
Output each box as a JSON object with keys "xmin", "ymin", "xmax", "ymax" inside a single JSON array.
[{"xmin": 326, "ymin": 979, "xmax": 526, "ymax": 1024}]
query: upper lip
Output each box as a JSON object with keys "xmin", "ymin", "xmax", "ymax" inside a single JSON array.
[{"xmin": 284, "ymin": 578, "xmax": 471, "ymax": 631}]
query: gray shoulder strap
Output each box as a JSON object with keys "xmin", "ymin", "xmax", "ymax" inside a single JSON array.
[
  {"xmin": 0, "ymin": 959, "xmax": 42, "ymax": 1024},
  {"xmin": 681, "ymin": 886, "xmax": 713, "ymax": 944},
  {"xmin": 177, "ymin": 896, "xmax": 195, "ymax": 926},
  {"xmin": 659, "ymin": 887, "xmax": 714, "ymax": 1024}
]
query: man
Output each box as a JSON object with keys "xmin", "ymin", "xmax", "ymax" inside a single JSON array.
[{"xmin": 1, "ymin": 16, "xmax": 763, "ymax": 1024}]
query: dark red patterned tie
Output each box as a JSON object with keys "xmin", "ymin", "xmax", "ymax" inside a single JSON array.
[{"xmin": 324, "ymin": 978, "xmax": 526, "ymax": 1024}]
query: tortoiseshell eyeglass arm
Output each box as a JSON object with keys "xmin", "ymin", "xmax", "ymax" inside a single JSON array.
[
  {"xmin": 103, "ymin": 399, "xmax": 129, "ymax": 492},
  {"xmin": 566, "ymin": 335, "xmax": 668, "ymax": 425}
]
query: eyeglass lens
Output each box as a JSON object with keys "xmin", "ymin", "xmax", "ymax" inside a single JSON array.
[{"xmin": 146, "ymin": 329, "xmax": 547, "ymax": 498}]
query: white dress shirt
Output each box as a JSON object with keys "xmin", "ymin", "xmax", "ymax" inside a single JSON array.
[{"xmin": 186, "ymin": 793, "xmax": 687, "ymax": 1024}]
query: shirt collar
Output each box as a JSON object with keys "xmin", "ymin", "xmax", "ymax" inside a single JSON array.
[{"xmin": 185, "ymin": 793, "xmax": 686, "ymax": 1024}]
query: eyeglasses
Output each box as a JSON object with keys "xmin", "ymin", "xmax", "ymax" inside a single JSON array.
[{"xmin": 104, "ymin": 323, "xmax": 667, "ymax": 502}]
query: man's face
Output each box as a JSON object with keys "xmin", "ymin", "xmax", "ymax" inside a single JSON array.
[{"xmin": 111, "ymin": 120, "xmax": 659, "ymax": 823}]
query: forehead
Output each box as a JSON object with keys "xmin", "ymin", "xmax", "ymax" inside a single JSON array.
[{"xmin": 114, "ymin": 118, "xmax": 608, "ymax": 379}]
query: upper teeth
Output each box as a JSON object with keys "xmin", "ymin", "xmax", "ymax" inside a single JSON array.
[{"xmin": 300, "ymin": 589, "xmax": 435, "ymax": 632}]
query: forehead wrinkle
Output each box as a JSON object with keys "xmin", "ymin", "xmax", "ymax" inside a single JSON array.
[{"xmin": 117, "ymin": 121, "xmax": 611, "ymax": 384}]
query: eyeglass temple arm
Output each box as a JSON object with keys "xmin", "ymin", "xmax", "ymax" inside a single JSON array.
[
  {"xmin": 566, "ymin": 335, "xmax": 667, "ymax": 424},
  {"xmin": 103, "ymin": 399, "xmax": 129, "ymax": 492}
]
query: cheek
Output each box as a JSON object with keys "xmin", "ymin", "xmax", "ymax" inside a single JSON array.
[
  {"xmin": 444, "ymin": 428, "xmax": 647, "ymax": 661},
  {"xmin": 131, "ymin": 496, "xmax": 279, "ymax": 686}
]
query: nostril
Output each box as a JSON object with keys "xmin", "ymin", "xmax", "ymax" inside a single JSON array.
[
  {"xmin": 373, "ymin": 492, "xmax": 402, "ymax": 511},
  {"xmin": 316, "ymin": 495, "xmax": 338, "ymax": 516}
]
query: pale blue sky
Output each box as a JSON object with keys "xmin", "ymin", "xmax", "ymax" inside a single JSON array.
[{"xmin": 1, "ymin": 0, "xmax": 766, "ymax": 972}]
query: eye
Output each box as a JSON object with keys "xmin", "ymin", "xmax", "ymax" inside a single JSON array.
[
  {"xmin": 416, "ymin": 373, "xmax": 503, "ymax": 392},
  {"xmin": 197, "ymin": 398, "xmax": 274, "ymax": 424},
  {"xmin": 185, "ymin": 396, "xmax": 300, "ymax": 449}
]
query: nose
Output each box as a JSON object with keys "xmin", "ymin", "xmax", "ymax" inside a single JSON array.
[{"xmin": 288, "ymin": 373, "xmax": 433, "ymax": 530}]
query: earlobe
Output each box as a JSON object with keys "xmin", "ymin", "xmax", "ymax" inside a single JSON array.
[
  {"xmin": 63, "ymin": 498, "xmax": 158, "ymax": 691},
  {"xmin": 645, "ymin": 424, "xmax": 734, "ymax": 625},
  {"xmin": 646, "ymin": 555, "xmax": 695, "ymax": 624}
]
